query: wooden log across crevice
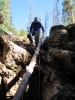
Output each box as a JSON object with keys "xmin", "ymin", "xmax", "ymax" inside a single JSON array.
[{"xmin": 13, "ymin": 34, "xmax": 45, "ymax": 100}]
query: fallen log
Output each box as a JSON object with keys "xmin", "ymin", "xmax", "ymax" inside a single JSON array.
[
  {"xmin": 13, "ymin": 34, "xmax": 46, "ymax": 100},
  {"xmin": 0, "ymin": 34, "xmax": 32, "ymax": 99},
  {"xmin": 0, "ymin": 34, "xmax": 31, "ymax": 72}
]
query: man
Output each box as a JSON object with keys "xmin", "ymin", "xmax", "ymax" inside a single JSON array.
[{"xmin": 27, "ymin": 17, "xmax": 44, "ymax": 46}]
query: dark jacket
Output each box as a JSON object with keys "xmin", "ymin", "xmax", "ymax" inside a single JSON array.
[{"xmin": 30, "ymin": 21, "xmax": 44, "ymax": 33}]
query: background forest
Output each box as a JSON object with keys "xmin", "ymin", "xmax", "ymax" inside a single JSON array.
[{"xmin": 0, "ymin": 0, "xmax": 75, "ymax": 38}]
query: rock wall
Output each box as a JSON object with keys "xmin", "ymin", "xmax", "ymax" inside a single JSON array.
[
  {"xmin": 40, "ymin": 24, "xmax": 75, "ymax": 100},
  {"xmin": 24, "ymin": 24, "xmax": 75, "ymax": 100}
]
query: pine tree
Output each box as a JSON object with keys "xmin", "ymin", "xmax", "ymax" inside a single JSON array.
[
  {"xmin": 62, "ymin": 0, "xmax": 75, "ymax": 25},
  {"xmin": 44, "ymin": 9, "xmax": 49, "ymax": 36},
  {"xmin": 52, "ymin": 0, "xmax": 60, "ymax": 25},
  {"xmin": 0, "ymin": 0, "xmax": 11, "ymax": 30},
  {"xmin": 27, "ymin": 1, "xmax": 34, "ymax": 32},
  {"xmin": 38, "ymin": 11, "xmax": 42, "ymax": 22}
]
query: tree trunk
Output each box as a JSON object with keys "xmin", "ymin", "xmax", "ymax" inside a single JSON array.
[{"xmin": 0, "ymin": 34, "xmax": 31, "ymax": 68}]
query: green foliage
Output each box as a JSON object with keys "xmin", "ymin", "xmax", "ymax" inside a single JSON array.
[
  {"xmin": 64, "ymin": 21, "xmax": 68, "ymax": 26},
  {"xmin": 0, "ymin": 0, "xmax": 11, "ymax": 31},
  {"xmin": 62, "ymin": 0, "xmax": 75, "ymax": 24},
  {"xmin": 8, "ymin": 25, "xmax": 27, "ymax": 38},
  {"xmin": 0, "ymin": 0, "xmax": 28, "ymax": 39},
  {"xmin": 16, "ymin": 29, "xmax": 27, "ymax": 38},
  {"xmin": 7, "ymin": 25, "xmax": 28, "ymax": 38},
  {"xmin": 7, "ymin": 25, "xmax": 17, "ymax": 34}
]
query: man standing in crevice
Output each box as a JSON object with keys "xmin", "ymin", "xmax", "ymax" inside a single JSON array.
[{"xmin": 27, "ymin": 17, "xmax": 44, "ymax": 46}]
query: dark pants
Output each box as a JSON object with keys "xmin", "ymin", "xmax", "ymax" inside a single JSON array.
[{"xmin": 27, "ymin": 31, "xmax": 40, "ymax": 46}]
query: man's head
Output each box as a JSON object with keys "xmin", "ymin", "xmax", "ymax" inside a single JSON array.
[
  {"xmin": 0, "ymin": 14, "xmax": 3, "ymax": 24},
  {"xmin": 34, "ymin": 17, "xmax": 38, "ymax": 22}
]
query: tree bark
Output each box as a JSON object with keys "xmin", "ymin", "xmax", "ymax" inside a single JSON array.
[{"xmin": 0, "ymin": 34, "xmax": 31, "ymax": 68}]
